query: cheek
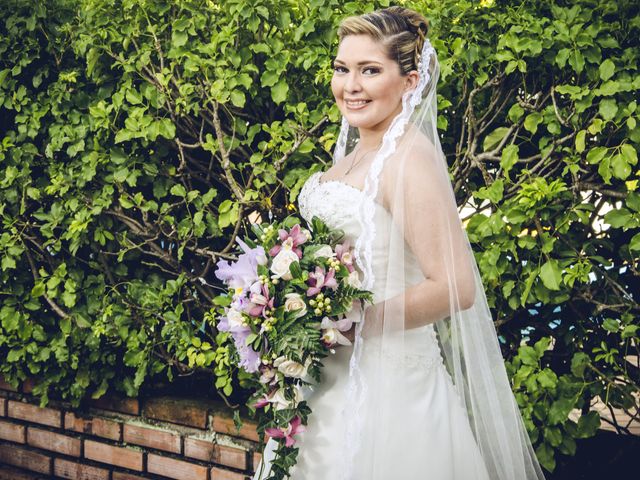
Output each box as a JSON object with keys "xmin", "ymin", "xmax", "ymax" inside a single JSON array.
[
  {"xmin": 330, "ymin": 77, "xmax": 342, "ymax": 100},
  {"xmin": 373, "ymin": 78, "xmax": 398, "ymax": 100}
]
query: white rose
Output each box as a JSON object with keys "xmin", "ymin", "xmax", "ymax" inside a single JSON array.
[
  {"xmin": 259, "ymin": 366, "xmax": 276, "ymax": 384},
  {"xmin": 270, "ymin": 239, "xmax": 299, "ymax": 281},
  {"xmin": 226, "ymin": 308, "xmax": 247, "ymax": 328},
  {"xmin": 345, "ymin": 270, "xmax": 362, "ymax": 288},
  {"xmin": 312, "ymin": 245, "xmax": 334, "ymax": 259},
  {"xmin": 269, "ymin": 386, "xmax": 303, "ymax": 410},
  {"xmin": 284, "ymin": 293, "xmax": 307, "ymax": 319},
  {"xmin": 273, "ymin": 355, "xmax": 309, "ymax": 379}
]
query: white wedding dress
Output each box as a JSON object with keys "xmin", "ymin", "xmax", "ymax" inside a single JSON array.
[{"xmin": 252, "ymin": 172, "xmax": 491, "ymax": 480}]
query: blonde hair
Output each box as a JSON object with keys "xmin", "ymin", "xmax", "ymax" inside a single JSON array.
[{"xmin": 336, "ymin": 6, "xmax": 430, "ymax": 76}]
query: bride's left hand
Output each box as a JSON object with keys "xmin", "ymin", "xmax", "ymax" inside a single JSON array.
[{"xmin": 343, "ymin": 301, "xmax": 384, "ymax": 344}]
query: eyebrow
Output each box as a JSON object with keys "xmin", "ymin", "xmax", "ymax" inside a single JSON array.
[{"xmin": 333, "ymin": 59, "xmax": 383, "ymax": 66}]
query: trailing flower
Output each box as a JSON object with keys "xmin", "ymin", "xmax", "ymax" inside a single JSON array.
[{"xmin": 210, "ymin": 215, "xmax": 373, "ymax": 480}]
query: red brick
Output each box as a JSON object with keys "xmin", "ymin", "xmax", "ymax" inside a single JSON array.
[
  {"xmin": 0, "ymin": 375, "xmax": 18, "ymax": 392},
  {"xmin": 147, "ymin": 453, "xmax": 208, "ymax": 480},
  {"xmin": 0, "ymin": 418, "xmax": 26, "ymax": 443},
  {"xmin": 216, "ymin": 444, "xmax": 247, "ymax": 470},
  {"xmin": 27, "ymin": 427, "xmax": 81, "ymax": 457},
  {"xmin": 65, "ymin": 412, "xmax": 122, "ymax": 441},
  {"xmin": 0, "ymin": 397, "xmax": 6, "ymax": 416},
  {"xmin": 143, "ymin": 396, "xmax": 208, "ymax": 429},
  {"xmin": 211, "ymin": 414, "xmax": 260, "ymax": 442},
  {"xmin": 53, "ymin": 458, "xmax": 110, "ymax": 480},
  {"xmin": 112, "ymin": 473, "xmax": 149, "ymax": 480},
  {"xmin": 84, "ymin": 439, "xmax": 143, "ymax": 471},
  {"xmin": 7, "ymin": 400, "xmax": 61, "ymax": 428},
  {"xmin": 184, "ymin": 437, "xmax": 215, "ymax": 461},
  {"xmin": 210, "ymin": 466, "xmax": 246, "ymax": 480},
  {"xmin": 89, "ymin": 395, "xmax": 140, "ymax": 415},
  {"xmin": 185, "ymin": 438, "xmax": 247, "ymax": 469},
  {"xmin": 123, "ymin": 423, "xmax": 181, "ymax": 453},
  {"xmin": 0, "ymin": 443, "xmax": 52, "ymax": 474},
  {"xmin": 0, "ymin": 464, "xmax": 49, "ymax": 479}
]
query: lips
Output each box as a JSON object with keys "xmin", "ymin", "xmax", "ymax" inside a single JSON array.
[{"xmin": 345, "ymin": 99, "xmax": 372, "ymax": 109}]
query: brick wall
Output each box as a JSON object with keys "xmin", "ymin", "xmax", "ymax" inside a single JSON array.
[{"xmin": 0, "ymin": 376, "xmax": 263, "ymax": 479}]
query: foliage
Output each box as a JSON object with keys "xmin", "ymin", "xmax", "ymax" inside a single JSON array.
[{"xmin": 0, "ymin": 0, "xmax": 638, "ymax": 474}]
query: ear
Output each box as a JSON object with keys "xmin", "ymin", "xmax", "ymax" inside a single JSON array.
[{"xmin": 404, "ymin": 70, "xmax": 420, "ymax": 93}]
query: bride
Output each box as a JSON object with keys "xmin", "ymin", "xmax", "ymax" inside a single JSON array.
[{"xmin": 253, "ymin": 6, "xmax": 546, "ymax": 480}]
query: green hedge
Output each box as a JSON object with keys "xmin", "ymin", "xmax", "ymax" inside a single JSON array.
[{"xmin": 0, "ymin": 0, "xmax": 638, "ymax": 473}]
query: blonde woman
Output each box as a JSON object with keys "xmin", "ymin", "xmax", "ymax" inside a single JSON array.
[{"xmin": 254, "ymin": 6, "xmax": 547, "ymax": 479}]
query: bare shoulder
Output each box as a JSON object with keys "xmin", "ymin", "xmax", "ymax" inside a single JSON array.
[{"xmin": 380, "ymin": 133, "xmax": 441, "ymax": 208}]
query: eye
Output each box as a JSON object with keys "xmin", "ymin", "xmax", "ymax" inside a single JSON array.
[{"xmin": 333, "ymin": 66, "xmax": 380, "ymax": 75}]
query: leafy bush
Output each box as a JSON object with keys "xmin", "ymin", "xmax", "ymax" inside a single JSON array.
[{"xmin": 0, "ymin": 0, "xmax": 350, "ymax": 405}]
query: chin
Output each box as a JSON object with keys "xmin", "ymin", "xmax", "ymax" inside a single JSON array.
[
  {"xmin": 343, "ymin": 112, "xmax": 381, "ymax": 129},
  {"xmin": 341, "ymin": 106, "xmax": 394, "ymax": 130}
]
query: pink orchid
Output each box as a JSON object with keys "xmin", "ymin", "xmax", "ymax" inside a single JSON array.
[
  {"xmin": 306, "ymin": 265, "xmax": 338, "ymax": 297},
  {"xmin": 253, "ymin": 390, "xmax": 273, "ymax": 408},
  {"xmin": 320, "ymin": 315, "xmax": 356, "ymax": 347},
  {"xmin": 265, "ymin": 416, "xmax": 306, "ymax": 447},
  {"xmin": 247, "ymin": 283, "xmax": 274, "ymax": 318},
  {"xmin": 334, "ymin": 239, "xmax": 355, "ymax": 273},
  {"xmin": 269, "ymin": 224, "xmax": 307, "ymax": 259}
]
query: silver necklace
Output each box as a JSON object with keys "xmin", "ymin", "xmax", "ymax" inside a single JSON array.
[{"xmin": 343, "ymin": 140, "xmax": 382, "ymax": 177}]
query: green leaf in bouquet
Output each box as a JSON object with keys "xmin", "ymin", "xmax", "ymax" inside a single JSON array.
[
  {"xmin": 289, "ymin": 261, "xmax": 302, "ymax": 279},
  {"xmin": 279, "ymin": 309, "xmax": 301, "ymax": 333},
  {"xmin": 241, "ymin": 235, "xmax": 259, "ymax": 249},
  {"xmin": 245, "ymin": 333, "xmax": 259, "ymax": 346},
  {"xmin": 310, "ymin": 215, "xmax": 329, "ymax": 235},
  {"xmin": 301, "ymin": 243, "xmax": 328, "ymax": 258},
  {"xmin": 335, "ymin": 264, "xmax": 350, "ymax": 278},
  {"xmin": 250, "ymin": 222, "xmax": 264, "ymax": 239},
  {"xmin": 213, "ymin": 295, "xmax": 231, "ymax": 306},
  {"xmin": 282, "ymin": 215, "xmax": 303, "ymax": 229}
]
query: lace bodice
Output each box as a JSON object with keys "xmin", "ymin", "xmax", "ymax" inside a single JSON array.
[{"xmin": 298, "ymin": 172, "xmax": 365, "ymax": 240}]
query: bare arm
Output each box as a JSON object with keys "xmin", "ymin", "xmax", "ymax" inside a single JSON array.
[{"xmin": 363, "ymin": 144, "xmax": 476, "ymax": 334}]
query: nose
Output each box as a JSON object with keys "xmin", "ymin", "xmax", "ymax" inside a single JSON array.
[{"xmin": 344, "ymin": 70, "xmax": 362, "ymax": 93}]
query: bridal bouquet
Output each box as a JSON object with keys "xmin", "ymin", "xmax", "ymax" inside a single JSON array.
[{"xmin": 211, "ymin": 215, "xmax": 373, "ymax": 479}]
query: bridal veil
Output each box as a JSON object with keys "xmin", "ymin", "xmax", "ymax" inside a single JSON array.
[{"xmin": 331, "ymin": 8, "xmax": 547, "ymax": 480}]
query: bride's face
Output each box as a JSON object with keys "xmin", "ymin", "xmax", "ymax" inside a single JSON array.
[{"xmin": 331, "ymin": 34, "xmax": 417, "ymax": 131}]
